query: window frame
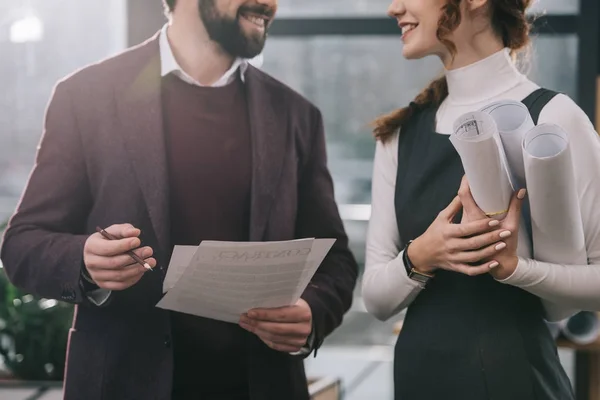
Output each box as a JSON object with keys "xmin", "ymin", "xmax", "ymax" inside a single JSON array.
[{"xmin": 269, "ymin": 0, "xmax": 598, "ymax": 123}]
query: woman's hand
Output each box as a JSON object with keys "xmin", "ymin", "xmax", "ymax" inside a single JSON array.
[
  {"xmin": 408, "ymin": 195, "xmax": 513, "ymax": 276},
  {"xmin": 456, "ymin": 176, "xmax": 527, "ymax": 280},
  {"xmin": 489, "ymin": 189, "xmax": 527, "ymax": 280}
]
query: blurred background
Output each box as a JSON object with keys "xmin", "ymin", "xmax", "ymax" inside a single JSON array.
[{"xmin": 0, "ymin": 0, "xmax": 599, "ymax": 399}]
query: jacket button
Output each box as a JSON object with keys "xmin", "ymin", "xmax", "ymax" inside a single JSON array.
[{"xmin": 164, "ymin": 335, "xmax": 172, "ymax": 348}]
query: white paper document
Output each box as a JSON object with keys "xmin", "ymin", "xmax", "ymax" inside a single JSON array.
[{"xmin": 156, "ymin": 238, "xmax": 335, "ymax": 323}]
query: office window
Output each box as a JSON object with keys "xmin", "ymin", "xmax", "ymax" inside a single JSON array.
[
  {"xmin": 276, "ymin": 0, "xmax": 579, "ymax": 17},
  {"xmin": 0, "ymin": 0, "xmax": 126, "ymax": 223}
]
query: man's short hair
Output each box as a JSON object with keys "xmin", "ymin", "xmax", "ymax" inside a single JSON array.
[{"xmin": 163, "ymin": 0, "xmax": 176, "ymax": 13}]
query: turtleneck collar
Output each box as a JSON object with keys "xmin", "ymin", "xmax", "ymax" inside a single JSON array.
[{"xmin": 445, "ymin": 48, "xmax": 525, "ymax": 106}]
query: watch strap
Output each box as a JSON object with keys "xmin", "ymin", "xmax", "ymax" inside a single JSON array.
[{"xmin": 402, "ymin": 240, "xmax": 434, "ymax": 285}]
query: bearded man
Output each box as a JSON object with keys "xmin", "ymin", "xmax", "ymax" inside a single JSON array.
[{"xmin": 0, "ymin": 1, "xmax": 358, "ymax": 398}]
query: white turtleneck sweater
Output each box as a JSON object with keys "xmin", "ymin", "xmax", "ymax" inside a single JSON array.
[{"xmin": 362, "ymin": 49, "xmax": 600, "ymax": 322}]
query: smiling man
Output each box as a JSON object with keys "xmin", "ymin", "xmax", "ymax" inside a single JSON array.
[{"xmin": 0, "ymin": 0, "xmax": 358, "ymax": 399}]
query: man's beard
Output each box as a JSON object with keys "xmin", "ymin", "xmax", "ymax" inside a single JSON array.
[{"xmin": 198, "ymin": 0, "xmax": 272, "ymax": 58}]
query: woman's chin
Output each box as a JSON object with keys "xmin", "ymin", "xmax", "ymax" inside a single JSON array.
[{"xmin": 402, "ymin": 47, "xmax": 424, "ymax": 60}]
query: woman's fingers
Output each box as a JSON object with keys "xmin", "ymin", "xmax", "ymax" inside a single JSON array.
[
  {"xmin": 452, "ymin": 261, "xmax": 499, "ymax": 277},
  {"xmin": 439, "ymin": 196, "xmax": 463, "ymax": 222},
  {"xmin": 458, "ymin": 176, "xmax": 488, "ymax": 220},
  {"xmin": 453, "ymin": 242, "xmax": 507, "ymax": 264},
  {"xmin": 453, "ymin": 229, "xmax": 512, "ymax": 251},
  {"xmin": 448, "ymin": 217, "xmax": 499, "ymax": 238}
]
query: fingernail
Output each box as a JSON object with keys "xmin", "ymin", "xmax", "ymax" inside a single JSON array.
[
  {"xmin": 489, "ymin": 261, "xmax": 499, "ymax": 269},
  {"xmin": 142, "ymin": 248, "xmax": 153, "ymax": 257},
  {"xmin": 499, "ymin": 231, "xmax": 512, "ymax": 239},
  {"xmin": 495, "ymin": 242, "xmax": 507, "ymax": 251},
  {"xmin": 489, "ymin": 220, "xmax": 500, "ymax": 227},
  {"xmin": 130, "ymin": 238, "xmax": 139, "ymax": 247},
  {"xmin": 248, "ymin": 311, "xmax": 256, "ymax": 318},
  {"xmin": 517, "ymin": 189, "xmax": 527, "ymax": 200}
]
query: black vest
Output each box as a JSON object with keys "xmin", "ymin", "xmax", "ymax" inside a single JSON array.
[{"xmin": 393, "ymin": 89, "xmax": 574, "ymax": 400}]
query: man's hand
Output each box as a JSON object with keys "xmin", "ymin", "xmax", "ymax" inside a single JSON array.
[
  {"xmin": 83, "ymin": 223, "xmax": 156, "ymax": 291},
  {"xmin": 239, "ymin": 299, "xmax": 313, "ymax": 353}
]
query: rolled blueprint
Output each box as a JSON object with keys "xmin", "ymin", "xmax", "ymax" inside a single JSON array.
[
  {"xmin": 522, "ymin": 123, "xmax": 586, "ymax": 265},
  {"xmin": 451, "ymin": 112, "xmax": 513, "ymax": 219},
  {"xmin": 480, "ymin": 100, "xmax": 534, "ymax": 189}
]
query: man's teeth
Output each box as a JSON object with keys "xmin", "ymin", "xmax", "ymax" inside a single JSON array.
[
  {"xmin": 402, "ymin": 25, "xmax": 417, "ymax": 35},
  {"xmin": 245, "ymin": 15, "xmax": 266, "ymax": 27}
]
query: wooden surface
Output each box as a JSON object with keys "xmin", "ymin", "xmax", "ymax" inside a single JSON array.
[{"xmin": 308, "ymin": 377, "xmax": 341, "ymax": 400}]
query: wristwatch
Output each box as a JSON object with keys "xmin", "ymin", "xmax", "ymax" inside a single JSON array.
[{"xmin": 402, "ymin": 240, "xmax": 434, "ymax": 285}]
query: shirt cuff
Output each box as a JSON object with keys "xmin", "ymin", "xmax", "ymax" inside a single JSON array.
[
  {"xmin": 495, "ymin": 257, "xmax": 530, "ymax": 286},
  {"xmin": 80, "ymin": 268, "xmax": 112, "ymax": 306},
  {"xmin": 289, "ymin": 324, "xmax": 316, "ymax": 356},
  {"xmin": 85, "ymin": 287, "xmax": 112, "ymax": 306}
]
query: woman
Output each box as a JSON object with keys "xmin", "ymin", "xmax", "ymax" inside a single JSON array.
[{"xmin": 362, "ymin": 0, "xmax": 600, "ymax": 399}]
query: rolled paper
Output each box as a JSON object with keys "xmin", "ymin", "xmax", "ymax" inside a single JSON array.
[
  {"xmin": 560, "ymin": 312, "xmax": 600, "ymax": 345},
  {"xmin": 522, "ymin": 123, "xmax": 586, "ymax": 322},
  {"xmin": 522, "ymin": 123, "xmax": 586, "ymax": 265},
  {"xmin": 480, "ymin": 100, "xmax": 535, "ymax": 189},
  {"xmin": 451, "ymin": 111, "xmax": 532, "ymax": 257},
  {"xmin": 451, "ymin": 112, "xmax": 513, "ymax": 219}
]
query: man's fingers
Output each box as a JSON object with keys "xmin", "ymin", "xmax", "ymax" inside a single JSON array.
[
  {"xmin": 250, "ymin": 326, "xmax": 308, "ymax": 347},
  {"xmin": 96, "ymin": 273, "xmax": 145, "ymax": 291},
  {"xmin": 247, "ymin": 305, "xmax": 311, "ymax": 323},
  {"xmin": 86, "ymin": 247, "xmax": 153, "ymax": 270},
  {"xmin": 87, "ymin": 235, "xmax": 142, "ymax": 257},
  {"xmin": 91, "ymin": 258, "xmax": 155, "ymax": 283},
  {"xmin": 439, "ymin": 196, "xmax": 463, "ymax": 221},
  {"xmin": 239, "ymin": 317, "xmax": 311, "ymax": 339},
  {"xmin": 260, "ymin": 338, "xmax": 303, "ymax": 353},
  {"xmin": 104, "ymin": 223, "xmax": 140, "ymax": 239},
  {"xmin": 239, "ymin": 324, "xmax": 307, "ymax": 352}
]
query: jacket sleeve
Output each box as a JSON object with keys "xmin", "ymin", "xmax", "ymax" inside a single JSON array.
[
  {"xmin": 0, "ymin": 81, "xmax": 95, "ymax": 305},
  {"xmin": 298, "ymin": 107, "xmax": 359, "ymax": 353}
]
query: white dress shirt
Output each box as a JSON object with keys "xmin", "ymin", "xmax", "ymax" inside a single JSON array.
[
  {"xmin": 159, "ymin": 23, "xmax": 263, "ymax": 87},
  {"xmin": 362, "ymin": 48, "xmax": 600, "ymax": 322}
]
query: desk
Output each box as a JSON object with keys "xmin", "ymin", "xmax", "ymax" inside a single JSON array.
[{"xmin": 393, "ymin": 321, "xmax": 600, "ymax": 400}]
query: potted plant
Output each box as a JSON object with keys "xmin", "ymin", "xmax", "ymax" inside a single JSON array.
[{"xmin": 0, "ymin": 220, "xmax": 73, "ymax": 381}]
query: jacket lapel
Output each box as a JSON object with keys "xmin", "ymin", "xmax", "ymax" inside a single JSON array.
[
  {"xmin": 114, "ymin": 36, "xmax": 170, "ymax": 253},
  {"xmin": 245, "ymin": 67, "xmax": 289, "ymax": 241}
]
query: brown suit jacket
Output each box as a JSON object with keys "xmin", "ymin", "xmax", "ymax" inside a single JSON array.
[{"xmin": 0, "ymin": 33, "xmax": 358, "ymax": 400}]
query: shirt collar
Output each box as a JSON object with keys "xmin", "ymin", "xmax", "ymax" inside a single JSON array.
[
  {"xmin": 159, "ymin": 24, "xmax": 263, "ymax": 87},
  {"xmin": 445, "ymin": 48, "xmax": 524, "ymax": 105}
]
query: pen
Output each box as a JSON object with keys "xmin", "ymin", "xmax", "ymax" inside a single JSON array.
[{"xmin": 95, "ymin": 226, "xmax": 153, "ymax": 271}]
